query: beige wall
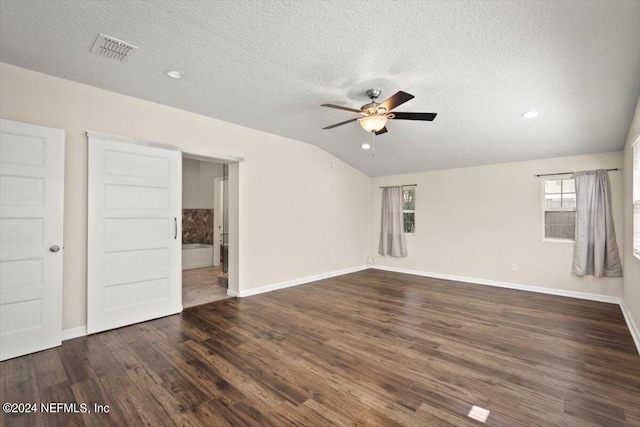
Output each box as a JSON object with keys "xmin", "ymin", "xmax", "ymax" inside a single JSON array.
[
  {"xmin": 182, "ymin": 158, "xmax": 224, "ymax": 209},
  {"xmin": 0, "ymin": 63, "xmax": 371, "ymax": 330},
  {"xmin": 370, "ymin": 152, "xmax": 625, "ymax": 297},
  {"xmin": 623, "ymin": 96, "xmax": 640, "ymax": 335}
]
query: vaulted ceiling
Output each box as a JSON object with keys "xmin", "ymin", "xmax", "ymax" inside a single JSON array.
[{"xmin": 1, "ymin": 1, "xmax": 639, "ymax": 176}]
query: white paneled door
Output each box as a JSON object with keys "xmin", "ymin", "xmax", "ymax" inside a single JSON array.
[
  {"xmin": 87, "ymin": 135, "xmax": 182, "ymax": 334},
  {"xmin": 0, "ymin": 119, "xmax": 65, "ymax": 361}
]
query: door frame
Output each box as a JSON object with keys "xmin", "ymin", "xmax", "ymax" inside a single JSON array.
[{"xmin": 213, "ymin": 176, "xmax": 224, "ymax": 266}]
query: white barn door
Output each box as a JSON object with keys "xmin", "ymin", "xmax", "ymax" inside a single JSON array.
[
  {"xmin": 87, "ymin": 134, "xmax": 182, "ymax": 334},
  {"xmin": 0, "ymin": 119, "xmax": 64, "ymax": 361}
]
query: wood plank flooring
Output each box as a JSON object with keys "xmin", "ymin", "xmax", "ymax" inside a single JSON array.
[
  {"xmin": 2, "ymin": 269, "xmax": 639, "ymax": 426},
  {"xmin": 183, "ymin": 266, "xmax": 229, "ymax": 308}
]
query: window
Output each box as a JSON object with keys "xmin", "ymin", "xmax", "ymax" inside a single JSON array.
[
  {"xmin": 402, "ymin": 186, "xmax": 415, "ymax": 233},
  {"xmin": 634, "ymin": 137, "xmax": 640, "ymax": 259},
  {"xmin": 543, "ymin": 178, "xmax": 576, "ymax": 240}
]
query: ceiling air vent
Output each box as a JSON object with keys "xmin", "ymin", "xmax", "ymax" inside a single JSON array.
[{"xmin": 90, "ymin": 34, "xmax": 137, "ymax": 62}]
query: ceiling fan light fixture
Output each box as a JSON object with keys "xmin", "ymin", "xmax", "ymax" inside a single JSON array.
[
  {"xmin": 521, "ymin": 110, "xmax": 539, "ymax": 119},
  {"xmin": 359, "ymin": 115, "xmax": 388, "ymax": 132}
]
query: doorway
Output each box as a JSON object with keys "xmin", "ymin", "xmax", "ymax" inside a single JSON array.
[{"xmin": 181, "ymin": 156, "xmax": 230, "ymax": 308}]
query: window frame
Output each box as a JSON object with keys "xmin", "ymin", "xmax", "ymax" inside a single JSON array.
[
  {"xmin": 541, "ymin": 176, "xmax": 576, "ymax": 243},
  {"xmin": 633, "ymin": 136, "xmax": 640, "ymax": 260},
  {"xmin": 402, "ymin": 185, "xmax": 416, "ymax": 235}
]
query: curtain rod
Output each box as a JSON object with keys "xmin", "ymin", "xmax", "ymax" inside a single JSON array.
[
  {"xmin": 534, "ymin": 168, "xmax": 620, "ymax": 178},
  {"xmin": 379, "ymin": 184, "xmax": 417, "ymax": 188}
]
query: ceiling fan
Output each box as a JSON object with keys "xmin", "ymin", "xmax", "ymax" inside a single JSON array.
[{"xmin": 321, "ymin": 89, "xmax": 437, "ymax": 135}]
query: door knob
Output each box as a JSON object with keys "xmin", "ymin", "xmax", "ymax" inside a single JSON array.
[{"xmin": 49, "ymin": 245, "xmax": 60, "ymax": 252}]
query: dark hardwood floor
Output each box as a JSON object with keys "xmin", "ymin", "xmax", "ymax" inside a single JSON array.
[
  {"xmin": 2, "ymin": 269, "xmax": 639, "ymax": 426},
  {"xmin": 183, "ymin": 266, "xmax": 229, "ymax": 308}
]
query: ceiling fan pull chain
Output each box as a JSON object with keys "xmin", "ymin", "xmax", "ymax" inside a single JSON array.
[{"xmin": 371, "ymin": 131, "xmax": 376, "ymax": 159}]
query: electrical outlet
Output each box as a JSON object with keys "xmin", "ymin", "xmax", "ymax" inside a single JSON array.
[{"xmin": 510, "ymin": 264, "xmax": 517, "ymax": 272}]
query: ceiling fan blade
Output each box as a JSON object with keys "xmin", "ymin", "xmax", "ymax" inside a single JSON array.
[
  {"xmin": 379, "ymin": 91, "xmax": 414, "ymax": 112},
  {"xmin": 323, "ymin": 118, "xmax": 358, "ymax": 129},
  {"xmin": 392, "ymin": 112, "xmax": 437, "ymax": 121},
  {"xmin": 375, "ymin": 127, "xmax": 388, "ymax": 135},
  {"xmin": 321, "ymin": 104, "xmax": 361, "ymax": 113}
]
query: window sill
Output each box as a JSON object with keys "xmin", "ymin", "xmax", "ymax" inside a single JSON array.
[
  {"xmin": 634, "ymin": 252, "xmax": 640, "ymax": 261},
  {"xmin": 542, "ymin": 238, "xmax": 575, "ymax": 244}
]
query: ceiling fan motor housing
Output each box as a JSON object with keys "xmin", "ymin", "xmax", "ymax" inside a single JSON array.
[
  {"xmin": 361, "ymin": 101, "xmax": 381, "ymax": 115},
  {"xmin": 361, "ymin": 89, "xmax": 386, "ymax": 115},
  {"xmin": 366, "ymin": 88, "xmax": 382, "ymax": 100}
]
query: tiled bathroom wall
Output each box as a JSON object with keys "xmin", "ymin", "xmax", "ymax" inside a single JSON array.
[{"xmin": 182, "ymin": 209, "xmax": 214, "ymax": 244}]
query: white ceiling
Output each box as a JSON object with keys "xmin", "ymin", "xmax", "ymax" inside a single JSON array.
[{"xmin": 1, "ymin": 1, "xmax": 639, "ymax": 177}]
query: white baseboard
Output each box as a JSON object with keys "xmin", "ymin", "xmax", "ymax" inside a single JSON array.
[
  {"xmin": 620, "ymin": 301, "xmax": 640, "ymax": 355},
  {"xmin": 62, "ymin": 325, "xmax": 87, "ymax": 341},
  {"xmin": 371, "ymin": 265, "xmax": 622, "ymax": 304},
  {"xmin": 235, "ymin": 265, "xmax": 369, "ymax": 298},
  {"xmin": 227, "ymin": 289, "xmax": 239, "ymax": 297}
]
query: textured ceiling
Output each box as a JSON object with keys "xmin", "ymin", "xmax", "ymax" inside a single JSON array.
[{"xmin": 1, "ymin": 0, "xmax": 639, "ymax": 176}]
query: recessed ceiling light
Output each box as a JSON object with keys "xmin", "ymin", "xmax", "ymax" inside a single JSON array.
[
  {"xmin": 361, "ymin": 143, "xmax": 371, "ymax": 150},
  {"xmin": 165, "ymin": 70, "xmax": 183, "ymax": 79},
  {"xmin": 521, "ymin": 111, "xmax": 539, "ymax": 119}
]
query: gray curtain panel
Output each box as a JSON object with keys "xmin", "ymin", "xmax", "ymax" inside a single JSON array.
[
  {"xmin": 379, "ymin": 186, "xmax": 407, "ymax": 257},
  {"xmin": 572, "ymin": 170, "xmax": 622, "ymax": 277}
]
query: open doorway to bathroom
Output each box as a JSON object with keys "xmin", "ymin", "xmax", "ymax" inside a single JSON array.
[{"xmin": 181, "ymin": 156, "xmax": 230, "ymax": 308}]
